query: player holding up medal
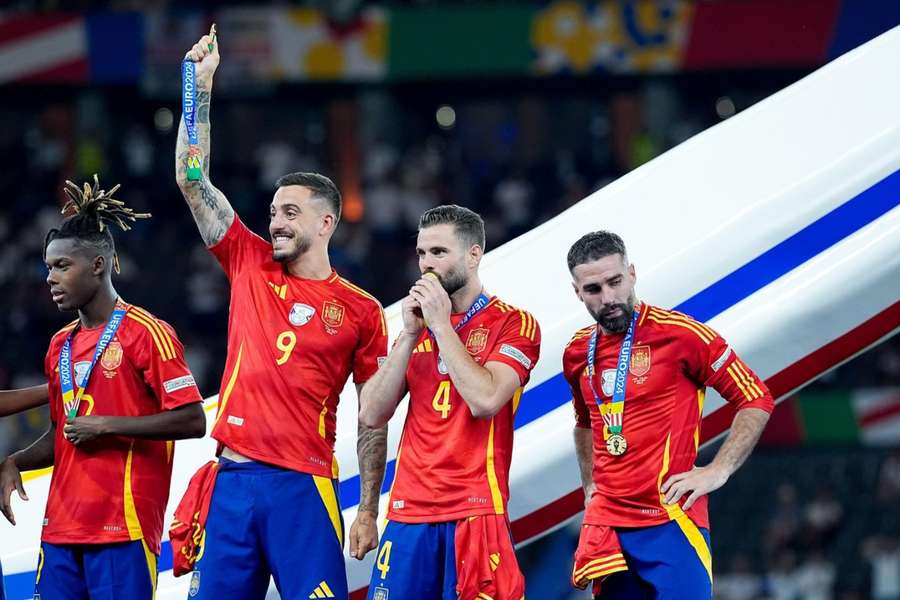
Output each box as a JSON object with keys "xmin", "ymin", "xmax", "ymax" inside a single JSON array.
[
  {"xmin": 175, "ymin": 26, "xmax": 388, "ymax": 600},
  {"xmin": 0, "ymin": 177, "xmax": 206, "ymax": 599},
  {"xmin": 562, "ymin": 231, "xmax": 773, "ymax": 599}
]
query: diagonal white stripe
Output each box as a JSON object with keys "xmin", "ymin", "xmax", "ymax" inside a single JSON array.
[{"xmin": 0, "ymin": 20, "xmax": 86, "ymax": 83}]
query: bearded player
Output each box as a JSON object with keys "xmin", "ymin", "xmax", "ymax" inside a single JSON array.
[
  {"xmin": 563, "ymin": 231, "xmax": 773, "ymax": 599},
  {"xmin": 360, "ymin": 205, "xmax": 541, "ymax": 600},
  {"xmin": 0, "ymin": 177, "xmax": 206, "ymax": 599},
  {"xmin": 174, "ymin": 28, "xmax": 388, "ymax": 599}
]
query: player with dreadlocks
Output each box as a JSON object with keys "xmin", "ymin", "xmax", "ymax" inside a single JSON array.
[{"xmin": 0, "ymin": 176, "xmax": 207, "ymax": 599}]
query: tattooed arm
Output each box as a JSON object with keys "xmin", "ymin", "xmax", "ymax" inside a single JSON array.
[
  {"xmin": 349, "ymin": 384, "xmax": 387, "ymax": 560},
  {"xmin": 174, "ymin": 25, "xmax": 235, "ymax": 247}
]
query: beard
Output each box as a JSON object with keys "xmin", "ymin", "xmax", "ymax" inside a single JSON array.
[
  {"xmin": 272, "ymin": 234, "xmax": 311, "ymax": 263},
  {"xmin": 591, "ymin": 298, "xmax": 635, "ymax": 333},
  {"xmin": 427, "ymin": 265, "xmax": 468, "ymax": 296}
]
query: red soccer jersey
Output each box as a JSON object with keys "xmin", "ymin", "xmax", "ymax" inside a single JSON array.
[
  {"xmin": 42, "ymin": 304, "xmax": 202, "ymax": 554},
  {"xmin": 209, "ymin": 217, "xmax": 387, "ymax": 477},
  {"xmin": 563, "ymin": 303, "xmax": 774, "ymax": 529},
  {"xmin": 387, "ymin": 297, "xmax": 541, "ymax": 522}
]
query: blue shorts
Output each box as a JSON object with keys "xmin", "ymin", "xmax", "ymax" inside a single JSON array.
[
  {"xmin": 366, "ymin": 521, "xmax": 459, "ymax": 600},
  {"xmin": 598, "ymin": 519, "xmax": 712, "ymax": 600},
  {"xmin": 188, "ymin": 458, "xmax": 346, "ymax": 600},
  {"xmin": 35, "ymin": 540, "xmax": 157, "ymax": 600},
  {"xmin": 1, "ymin": 557, "xmax": 6, "ymax": 600}
]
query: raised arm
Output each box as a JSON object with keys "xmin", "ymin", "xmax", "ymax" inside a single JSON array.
[{"xmin": 175, "ymin": 24, "xmax": 235, "ymax": 247}]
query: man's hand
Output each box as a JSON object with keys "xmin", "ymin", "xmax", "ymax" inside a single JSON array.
[
  {"xmin": 348, "ymin": 510, "xmax": 379, "ymax": 560},
  {"xmin": 409, "ymin": 274, "xmax": 452, "ymax": 333},
  {"xmin": 0, "ymin": 458, "xmax": 27, "ymax": 525},
  {"xmin": 584, "ymin": 483, "xmax": 596, "ymax": 509},
  {"xmin": 401, "ymin": 295, "xmax": 426, "ymax": 336},
  {"xmin": 64, "ymin": 416, "xmax": 109, "ymax": 447},
  {"xmin": 185, "ymin": 24, "xmax": 219, "ymax": 85},
  {"xmin": 660, "ymin": 465, "xmax": 729, "ymax": 510}
]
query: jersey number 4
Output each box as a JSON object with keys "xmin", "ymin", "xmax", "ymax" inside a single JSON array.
[
  {"xmin": 432, "ymin": 380, "xmax": 452, "ymax": 419},
  {"xmin": 376, "ymin": 540, "xmax": 392, "ymax": 579}
]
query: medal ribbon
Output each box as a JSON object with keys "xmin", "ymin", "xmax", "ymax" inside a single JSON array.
[
  {"xmin": 586, "ymin": 308, "xmax": 640, "ymax": 435},
  {"xmin": 59, "ymin": 303, "xmax": 127, "ymax": 420},
  {"xmin": 181, "ymin": 60, "xmax": 203, "ymax": 181},
  {"xmin": 428, "ymin": 292, "xmax": 491, "ymax": 338}
]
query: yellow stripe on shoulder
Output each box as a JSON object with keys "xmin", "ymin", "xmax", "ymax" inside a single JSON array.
[
  {"xmin": 338, "ymin": 278, "xmax": 378, "ymax": 302},
  {"xmin": 646, "ymin": 313, "xmax": 714, "ymax": 344},
  {"xmin": 648, "ymin": 308, "xmax": 716, "ymax": 339},
  {"xmin": 126, "ymin": 312, "xmax": 174, "ymax": 361},
  {"xmin": 55, "ymin": 318, "xmax": 80, "ymax": 336},
  {"xmin": 130, "ymin": 307, "xmax": 177, "ymax": 359}
]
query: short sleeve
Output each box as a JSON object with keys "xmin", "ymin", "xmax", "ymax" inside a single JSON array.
[
  {"xmin": 352, "ymin": 302, "xmax": 389, "ymax": 385},
  {"xmin": 207, "ymin": 215, "xmax": 272, "ymax": 281},
  {"xmin": 133, "ymin": 320, "xmax": 203, "ymax": 411},
  {"xmin": 45, "ymin": 341, "xmax": 60, "ymax": 425},
  {"xmin": 563, "ymin": 344, "xmax": 591, "ymax": 429},
  {"xmin": 484, "ymin": 310, "xmax": 541, "ymax": 387},
  {"xmin": 680, "ymin": 319, "xmax": 775, "ymax": 414}
]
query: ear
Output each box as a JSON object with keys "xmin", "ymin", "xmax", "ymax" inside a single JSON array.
[
  {"xmin": 92, "ymin": 254, "xmax": 107, "ymax": 277},
  {"xmin": 319, "ymin": 213, "xmax": 337, "ymax": 237},
  {"xmin": 468, "ymin": 244, "xmax": 483, "ymax": 269},
  {"xmin": 628, "ymin": 262, "xmax": 636, "ymax": 283},
  {"xmin": 571, "ymin": 279, "xmax": 583, "ymax": 301}
]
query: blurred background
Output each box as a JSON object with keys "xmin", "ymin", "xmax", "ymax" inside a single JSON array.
[{"xmin": 1, "ymin": 1, "xmax": 899, "ymax": 598}]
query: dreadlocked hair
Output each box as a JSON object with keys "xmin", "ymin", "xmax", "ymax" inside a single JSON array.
[{"xmin": 43, "ymin": 174, "xmax": 151, "ymax": 275}]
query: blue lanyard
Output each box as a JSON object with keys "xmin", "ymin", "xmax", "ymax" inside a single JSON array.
[
  {"xmin": 585, "ymin": 308, "xmax": 639, "ymax": 434},
  {"xmin": 59, "ymin": 305, "xmax": 127, "ymax": 420},
  {"xmin": 181, "ymin": 60, "xmax": 202, "ymax": 181}
]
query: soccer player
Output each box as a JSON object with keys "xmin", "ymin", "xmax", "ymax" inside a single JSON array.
[
  {"xmin": 359, "ymin": 205, "xmax": 541, "ymax": 600},
  {"xmin": 175, "ymin": 29, "xmax": 388, "ymax": 599},
  {"xmin": 563, "ymin": 231, "xmax": 773, "ymax": 599},
  {"xmin": 0, "ymin": 177, "xmax": 206, "ymax": 599}
]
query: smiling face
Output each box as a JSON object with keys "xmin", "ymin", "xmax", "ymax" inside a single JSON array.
[
  {"xmin": 571, "ymin": 253, "xmax": 637, "ymax": 333},
  {"xmin": 415, "ymin": 223, "xmax": 480, "ymax": 296},
  {"xmin": 45, "ymin": 238, "xmax": 106, "ymax": 312},
  {"xmin": 269, "ymin": 185, "xmax": 335, "ymax": 263}
]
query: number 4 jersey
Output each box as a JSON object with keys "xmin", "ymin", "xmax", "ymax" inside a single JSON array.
[
  {"xmin": 209, "ymin": 216, "xmax": 387, "ymax": 478},
  {"xmin": 387, "ymin": 297, "xmax": 541, "ymax": 522}
]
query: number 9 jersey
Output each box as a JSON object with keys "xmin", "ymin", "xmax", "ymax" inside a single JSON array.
[
  {"xmin": 387, "ymin": 297, "xmax": 541, "ymax": 522},
  {"xmin": 208, "ymin": 216, "xmax": 387, "ymax": 478}
]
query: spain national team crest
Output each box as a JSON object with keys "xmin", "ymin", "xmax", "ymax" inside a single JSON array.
[
  {"xmin": 630, "ymin": 345, "xmax": 651, "ymax": 383},
  {"xmin": 321, "ymin": 301, "xmax": 345, "ymax": 329},
  {"xmin": 100, "ymin": 340, "xmax": 124, "ymax": 372},
  {"xmin": 289, "ymin": 303, "xmax": 315, "ymax": 326},
  {"xmin": 465, "ymin": 327, "xmax": 489, "ymax": 355},
  {"xmin": 189, "ymin": 571, "xmax": 201, "ymax": 597}
]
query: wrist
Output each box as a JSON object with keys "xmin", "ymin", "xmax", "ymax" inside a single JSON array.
[{"xmin": 357, "ymin": 507, "xmax": 378, "ymax": 518}]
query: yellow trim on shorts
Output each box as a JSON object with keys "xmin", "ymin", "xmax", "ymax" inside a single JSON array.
[{"xmin": 313, "ymin": 475, "xmax": 344, "ymax": 547}]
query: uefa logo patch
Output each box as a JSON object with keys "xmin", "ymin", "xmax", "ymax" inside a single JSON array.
[
  {"xmin": 189, "ymin": 571, "xmax": 201, "ymax": 597},
  {"xmin": 373, "ymin": 586, "xmax": 389, "ymax": 600},
  {"xmin": 289, "ymin": 303, "xmax": 315, "ymax": 326}
]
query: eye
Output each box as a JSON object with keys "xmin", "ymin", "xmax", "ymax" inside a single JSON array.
[{"xmin": 286, "ymin": 211, "xmax": 297, "ymax": 219}]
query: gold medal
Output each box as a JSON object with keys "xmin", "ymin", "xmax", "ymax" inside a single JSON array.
[{"xmin": 606, "ymin": 434, "xmax": 627, "ymax": 456}]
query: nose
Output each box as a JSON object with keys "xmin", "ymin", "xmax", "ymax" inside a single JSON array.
[
  {"xmin": 420, "ymin": 255, "xmax": 436, "ymax": 273},
  {"xmin": 46, "ymin": 269, "xmax": 57, "ymax": 286}
]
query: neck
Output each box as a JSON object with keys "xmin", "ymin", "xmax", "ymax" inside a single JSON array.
[
  {"xmin": 78, "ymin": 284, "xmax": 119, "ymax": 328},
  {"xmin": 450, "ymin": 276, "xmax": 485, "ymax": 313},
  {"xmin": 285, "ymin": 247, "xmax": 332, "ymax": 280}
]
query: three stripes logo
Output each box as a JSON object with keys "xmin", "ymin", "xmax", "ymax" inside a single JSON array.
[{"xmin": 308, "ymin": 581, "xmax": 335, "ymax": 598}]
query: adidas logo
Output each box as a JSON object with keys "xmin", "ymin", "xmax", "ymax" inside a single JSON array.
[{"xmin": 308, "ymin": 581, "xmax": 335, "ymax": 598}]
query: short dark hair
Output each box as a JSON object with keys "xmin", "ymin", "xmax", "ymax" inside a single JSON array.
[
  {"xmin": 44, "ymin": 176, "xmax": 149, "ymax": 274},
  {"xmin": 567, "ymin": 231, "xmax": 628, "ymax": 272},
  {"xmin": 275, "ymin": 172, "xmax": 342, "ymax": 224},
  {"xmin": 418, "ymin": 204, "xmax": 486, "ymax": 251}
]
